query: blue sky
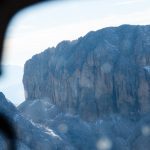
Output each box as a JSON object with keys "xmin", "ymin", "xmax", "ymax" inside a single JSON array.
[{"xmin": 1, "ymin": 0, "xmax": 150, "ymax": 105}]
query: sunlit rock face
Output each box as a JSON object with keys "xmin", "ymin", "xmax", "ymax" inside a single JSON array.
[{"xmin": 23, "ymin": 24, "xmax": 150, "ymax": 121}]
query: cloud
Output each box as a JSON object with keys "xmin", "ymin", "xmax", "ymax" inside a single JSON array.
[{"xmin": 115, "ymin": 0, "xmax": 144, "ymax": 5}]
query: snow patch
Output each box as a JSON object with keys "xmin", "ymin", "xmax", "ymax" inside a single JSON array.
[
  {"xmin": 45, "ymin": 127, "xmax": 61, "ymax": 139},
  {"xmin": 28, "ymin": 119, "xmax": 61, "ymax": 139}
]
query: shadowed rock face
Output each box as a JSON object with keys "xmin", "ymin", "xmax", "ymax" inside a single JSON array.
[
  {"xmin": 0, "ymin": 92, "xmax": 75, "ymax": 150},
  {"xmin": 1, "ymin": 91, "xmax": 150, "ymax": 150},
  {"xmin": 23, "ymin": 25, "xmax": 150, "ymax": 121},
  {"xmin": 18, "ymin": 97, "xmax": 150, "ymax": 150}
]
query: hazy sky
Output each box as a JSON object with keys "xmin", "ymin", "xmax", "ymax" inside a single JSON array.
[
  {"xmin": 3, "ymin": 0, "xmax": 150, "ymax": 66},
  {"xmin": 1, "ymin": 0, "xmax": 150, "ymax": 105}
]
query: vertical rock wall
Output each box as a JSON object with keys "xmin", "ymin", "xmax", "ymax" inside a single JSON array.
[{"xmin": 23, "ymin": 25, "xmax": 150, "ymax": 121}]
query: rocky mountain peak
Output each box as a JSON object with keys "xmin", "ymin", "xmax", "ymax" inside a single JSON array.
[
  {"xmin": 23, "ymin": 25, "xmax": 150, "ymax": 121},
  {"xmin": 0, "ymin": 24, "xmax": 150, "ymax": 150}
]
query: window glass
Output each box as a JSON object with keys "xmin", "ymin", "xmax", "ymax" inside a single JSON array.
[{"xmin": 0, "ymin": 0, "xmax": 150, "ymax": 150}]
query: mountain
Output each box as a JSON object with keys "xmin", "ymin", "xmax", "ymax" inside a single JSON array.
[
  {"xmin": 23, "ymin": 24, "xmax": 150, "ymax": 121},
  {"xmin": 0, "ymin": 92, "xmax": 75, "ymax": 150},
  {"xmin": 0, "ymin": 24, "xmax": 150, "ymax": 150}
]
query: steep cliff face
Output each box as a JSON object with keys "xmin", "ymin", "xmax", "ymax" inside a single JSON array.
[{"xmin": 23, "ymin": 25, "xmax": 150, "ymax": 121}]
